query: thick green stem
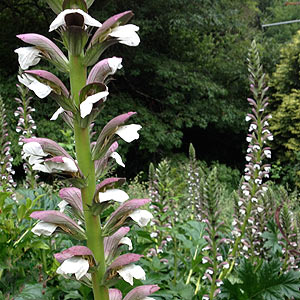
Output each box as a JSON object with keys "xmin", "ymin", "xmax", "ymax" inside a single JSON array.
[{"xmin": 69, "ymin": 54, "xmax": 108, "ymax": 300}]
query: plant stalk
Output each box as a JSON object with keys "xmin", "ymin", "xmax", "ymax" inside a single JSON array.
[{"xmin": 69, "ymin": 53, "xmax": 108, "ymax": 300}]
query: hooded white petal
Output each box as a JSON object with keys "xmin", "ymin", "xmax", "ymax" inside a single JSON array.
[
  {"xmin": 49, "ymin": 9, "xmax": 102, "ymax": 32},
  {"xmin": 32, "ymin": 221, "xmax": 57, "ymax": 236},
  {"xmin": 80, "ymin": 90, "xmax": 109, "ymax": 118},
  {"xmin": 56, "ymin": 256, "xmax": 89, "ymax": 280},
  {"xmin": 129, "ymin": 209, "xmax": 153, "ymax": 227},
  {"xmin": 109, "ymin": 24, "xmax": 140, "ymax": 46},
  {"xmin": 51, "ymin": 107, "xmax": 65, "ymax": 121},
  {"xmin": 108, "ymin": 57, "xmax": 123, "ymax": 74},
  {"xmin": 45, "ymin": 157, "xmax": 78, "ymax": 173},
  {"xmin": 58, "ymin": 200, "xmax": 69, "ymax": 212},
  {"xmin": 14, "ymin": 47, "xmax": 41, "ymax": 70},
  {"xmin": 23, "ymin": 142, "xmax": 48, "ymax": 158},
  {"xmin": 32, "ymin": 162, "xmax": 51, "ymax": 173},
  {"xmin": 117, "ymin": 264, "xmax": 146, "ymax": 285},
  {"xmin": 110, "ymin": 152, "xmax": 125, "ymax": 167},
  {"xmin": 116, "ymin": 124, "xmax": 142, "ymax": 143},
  {"xmin": 119, "ymin": 237, "xmax": 133, "ymax": 250},
  {"xmin": 18, "ymin": 74, "xmax": 52, "ymax": 99},
  {"xmin": 98, "ymin": 189, "xmax": 129, "ymax": 203}
]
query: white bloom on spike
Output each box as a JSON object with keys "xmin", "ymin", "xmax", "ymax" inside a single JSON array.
[
  {"xmin": 80, "ymin": 90, "xmax": 109, "ymax": 118},
  {"xmin": 117, "ymin": 264, "xmax": 146, "ymax": 285},
  {"xmin": 244, "ymin": 175, "xmax": 250, "ymax": 181},
  {"xmin": 32, "ymin": 221, "xmax": 57, "ymax": 236},
  {"xmin": 238, "ymin": 200, "xmax": 243, "ymax": 207},
  {"xmin": 18, "ymin": 74, "xmax": 52, "ymax": 99},
  {"xmin": 246, "ymin": 136, "xmax": 252, "ymax": 142},
  {"xmin": 109, "ymin": 24, "xmax": 140, "ymax": 46},
  {"xmin": 129, "ymin": 209, "xmax": 153, "ymax": 227},
  {"xmin": 116, "ymin": 124, "xmax": 142, "ymax": 143},
  {"xmin": 56, "ymin": 256, "xmax": 89, "ymax": 280},
  {"xmin": 58, "ymin": 200, "xmax": 69, "ymax": 212},
  {"xmin": 46, "ymin": 157, "xmax": 78, "ymax": 173},
  {"xmin": 51, "ymin": 107, "xmax": 65, "ymax": 121},
  {"xmin": 49, "ymin": 9, "xmax": 102, "ymax": 32},
  {"xmin": 23, "ymin": 142, "xmax": 47, "ymax": 159},
  {"xmin": 119, "ymin": 237, "xmax": 133, "ymax": 250},
  {"xmin": 14, "ymin": 47, "xmax": 41, "ymax": 70},
  {"xmin": 98, "ymin": 189, "xmax": 129, "ymax": 203},
  {"xmin": 110, "ymin": 152, "xmax": 125, "ymax": 167},
  {"xmin": 108, "ymin": 57, "xmax": 123, "ymax": 74},
  {"xmin": 245, "ymin": 115, "xmax": 251, "ymax": 122},
  {"xmin": 264, "ymin": 149, "xmax": 271, "ymax": 158}
]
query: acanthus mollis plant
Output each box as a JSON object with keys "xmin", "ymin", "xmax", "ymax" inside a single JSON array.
[
  {"xmin": 15, "ymin": 1, "xmax": 158, "ymax": 299},
  {"xmin": 186, "ymin": 143, "xmax": 204, "ymax": 221},
  {"xmin": 196, "ymin": 167, "xmax": 229, "ymax": 300},
  {"xmin": 221, "ymin": 40, "xmax": 273, "ymax": 280},
  {"xmin": 0, "ymin": 95, "xmax": 17, "ymax": 196},
  {"xmin": 14, "ymin": 83, "xmax": 38, "ymax": 188}
]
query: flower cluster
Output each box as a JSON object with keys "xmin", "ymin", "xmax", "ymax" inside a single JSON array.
[
  {"xmin": 0, "ymin": 95, "xmax": 16, "ymax": 196},
  {"xmin": 15, "ymin": 2, "xmax": 158, "ymax": 299},
  {"xmin": 15, "ymin": 84, "xmax": 38, "ymax": 188},
  {"xmin": 226, "ymin": 40, "xmax": 273, "ymax": 274}
]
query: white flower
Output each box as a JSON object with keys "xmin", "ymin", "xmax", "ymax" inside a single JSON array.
[
  {"xmin": 223, "ymin": 263, "xmax": 230, "ymax": 269},
  {"xmin": 238, "ymin": 200, "xmax": 243, "ymax": 207},
  {"xmin": 98, "ymin": 189, "xmax": 129, "ymax": 203},
  {"xmin": 202, "ymin": 257, "xmax": 208, "ymax": 264},
  {"xmin": 119, "ymin": 237, "xmax": 133, "ymax": 250},
  {"xmin": 117, "ymin": 264, "xmax": 146, "ymax": 285},
  {"xmin": 257, "ymin": 207, "xmax": 264, "ymax": 213},
  {"xmin": 108, "ymin": 57, "xmax": 123, "ymax": 74},
  {"xmin": 51, "ymin": 107, "xmax": 65, "ymax": 121},
  {"xmin": 245, "ymin": 155, "xmax": 251, "ymax": 162},
  {"xmin": 49, "ymin": 9, "xmax": 102, "ymax": 32},
  {"xmin": 32, "ymin": 221, "xmax": 57, "ymax": 236},
  {"xmin": 264, "ymin": 149, "xmax": 271, "ymax": 158},
  {"xmin": 18, "ymin": 74, "xmax": 52, "ymax": 99},
  {"xmin": 80, "ymin": 90, "xmax": 109, "ymax": 118},
  {"xmin": 110, "ymin": 151, "xmax": 125, "ymax": 167},
  {"xmin": 58, "ymin": 200, "xmax": 69, "ymax": 212},
  {"xmin": 150, "ymin": 232, "xmax": 158, "ymax": 238},
  {"xmin": 109, "ymin": 24, "xmax": 140, "ymax": 46},
  {"xmin": 23, "ymin": 142, "xmax": 47, "ymax": 160},
  {"xmin": 115, "ymin": 124, "xmax": 142, "ymax": 142},
  {"xmin": 56, "ymin": 256, "xmax": 89, "ymax": 280},
  {"xmin": 45, "ymin": 157, "xmax": 78, "ymax": 173},
  {"xmin": 249, "ymin": 124, "xmax": 257, "ymax": 131},
  {"xmin": 245, "ymin": 116, "xmax": 251, "ymax": 122},
  {"xmin": 246, "ymin": 137, "xmax": 252, "ymax": 142},
  {"xmin": 14, "ymin": 47, "xmax": 41, "ymax": 70},
  {"xmin": 129, "ymin": 209, "xmax": 153, "ymax": 227},
  {"xmin": 244, "ymin": 175, "xmax": 250, "ymax": 181}
]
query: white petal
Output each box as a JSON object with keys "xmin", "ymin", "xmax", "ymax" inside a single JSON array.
[
  {"xmin": 45, "ymin": 157, "xmax": 78, "ymax": 173},
  {"xmin": 117, "ymin": 264, "xmax": 146, "ymax": 285},
  {"xmin": 108, "ymin": 57, "xmax": 123, "ymax": 74},
  {"xmin": 62, "ymin": 157, "xmax": 78, "ymax": 172},
  {"xmin": 33, "ymin": 162, "xmax": 51, "ymax": 173},
  {"xmin": 14, "ymin": 47, "xmax": 41, "ymax": 70},
  {"xmin": 129, "ymin": 209, "xmax": 153, "ymax": 227},
  {"xmin": 28, "ymin": 155, "xmax": 44, "ymax": 165},
  {"xmin": 49, "ymin": 9, "xmax": 102, "ymax": 32},
  {"xmin": 109, "ymin": 24, "xmax": 140, "ymax": 46},
  {"xmin": 58, "ymin": 200, "xmax": 69, "ymax": 212},
  {"xmin": 32, "ymin": 221, "xmax": 57, "ymax": 236},
  {"xmin": 51, "ymin": 107, "xmax": 65, "ymax": 121},
  {"xmin": 110, "ymin": 152, "xmax": 125, "ymax": 167},
  {"xmin": 56, "ymin": 257, "xmax": 89, "ymax": 280},
  {"xmin": 23, "ymin": 142, "xmax": 47, "ymax": 157},
  {"xmin": 80, "ymin": 90, "xmax": 109, "ymax": 118},
  {"xmin": 18, "ymin": 74, "xmax": 52, "ymax": 99},
  {"xmin": 98, "ymin": 189, "xmax": 129, "ymax": 203},
  {"xmin": 119, "ymin": 237, "xmax": 133, "ymax": 250},
  {"xmin": 116, "ymin": 124, "xmax": 142, "ymax": 143}
]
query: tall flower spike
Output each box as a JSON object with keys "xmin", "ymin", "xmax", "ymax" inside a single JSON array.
[
  {"xmin": 15, "ymin": 84, "xmax": 38, "ymax": 188},
  {"xmin": 0, "ymin": 94, "xmax": 16, "ymax": 196},
  {"xmin": 221, "ymin": 40, "xmax": 272, "ymax": 280}
]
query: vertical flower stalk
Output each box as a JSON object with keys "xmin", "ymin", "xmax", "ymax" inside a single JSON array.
[
  {"xmin": 0, "ymin": 95, "xmax": 16, "ymax": 196},
  {"xmin": 221, "ymin": 40, "xmax": 272, "ymax": 279},
  {"xmin": 15, "ymin": 83, "xmax": 38, "ymax": 188},
  {"xmin": 16, "ymin": 1, "xmax": 158, "ymax": 299}
]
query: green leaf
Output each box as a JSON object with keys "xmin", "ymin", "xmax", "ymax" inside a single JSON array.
[{"xmin": 14, "ymin": 284, "xmax": 45, "ymax": 300}]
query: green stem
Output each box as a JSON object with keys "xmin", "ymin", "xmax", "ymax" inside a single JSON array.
[{"xmin": 69, "ymin": 53, "xmax": 108, "ymax": 300}]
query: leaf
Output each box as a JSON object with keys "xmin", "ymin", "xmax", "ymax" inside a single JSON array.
[{"xmin": 14, "ymin": 284, "xmax": 45, "ymax": 300}]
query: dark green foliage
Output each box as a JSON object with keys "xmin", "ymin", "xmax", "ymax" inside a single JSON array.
[{"xmin": 220, "ymin": 259, "xmax": 300, "ymax": 300}]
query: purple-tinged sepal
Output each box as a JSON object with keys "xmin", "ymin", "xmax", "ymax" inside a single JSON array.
[
  {"xmin": 103, "ymin": 199, "xmax": 151, "ymax": 235},
  {"xmin": 123, "ymin": 285, "xmax": 160, "ymax": 300},
  {"xmin": 59, "ymin": 187, "xmax": 84, "ymax": 219},
  {"xmin": 54, "ymin": 245, "xmax": 93, "ymax": 263},
  {"xmin": 109, "ymin": 289, "xmax": 122, "ymax": 300},
  {"xmin": 17, "ymin": 33, "xmax": 69, "ymax": 72},
  {"xmin": 30, "ymin": 210, "xmax": 86, "ymax": 240},
  {"xmin": 87, "ymin": 57, "xmax": 123, "ymax": 84},
  {"xmin": 92, "ymin": 112, "xmax": 136, "ymax": 161}
]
